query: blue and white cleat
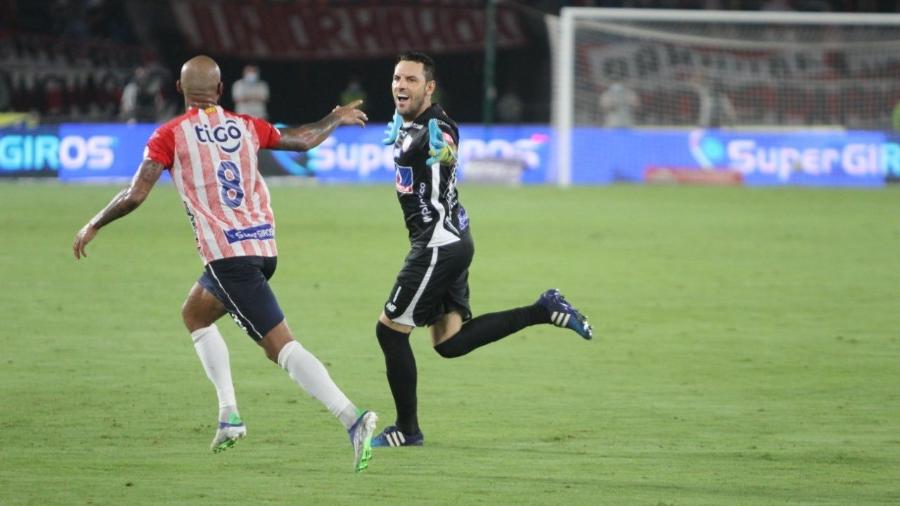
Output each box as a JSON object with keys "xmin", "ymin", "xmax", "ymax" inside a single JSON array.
[
  {"xmin": 371, "ymin": 425, "xmax": 424, "ymax": 448},
  {"xmin": 211, "ymin": 412, "xmax": 246, "ymax": 453},
  {"xmin": 348, "ymin": 410, "xmax": 378, "ymax": 472},
  {"xmin": 537, "ymin": 289, "xmax": 593, "ymax": 340}
]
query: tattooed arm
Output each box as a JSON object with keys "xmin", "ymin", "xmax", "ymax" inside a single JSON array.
[
  {"xmin": 272, "ymin": 99, "xmax": 368, "ymax": 152},
  {"xmin": 73, "ymin": 159, "xmax": 165, "ymax": 259}
]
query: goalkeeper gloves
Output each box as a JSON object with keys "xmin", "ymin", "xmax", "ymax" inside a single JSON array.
[
  {"xmin": 382, "ymin": 111, "xmax": 402, "ymax": 146},
  {"xmin": 426, "ymin": 118, "xmax": 457, "ymax": 166}
]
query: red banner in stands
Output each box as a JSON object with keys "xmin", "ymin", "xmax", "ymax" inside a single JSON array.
[{"xmin": 171, "ymin": 1, "xmax": 526, "ymax": 59}]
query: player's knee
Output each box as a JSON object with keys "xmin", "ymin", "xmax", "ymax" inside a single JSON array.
[
  {"xmin": 259, "ymin": 322, "xmax": 292, "ymax": 364},
  {"xmin": 181, "ymin": 300, "xmax": 199, "ymax": 331},
  {"xmin": 433, "ymin": 337, "xmax": 463, "ymax": 358},
  {"xmin": 257, "ymin": 336, "xmax": 283, "ymax": 363},
  {"xmin": 376, "ymin": 320, "xmax": 410, "ymax": 351},
  {"xmin": 262, "ymin": 346, "xmax": 279, "ymax": 363},
  {"xmin": 433, "ymin": 343, "xmax": 455, "ymax": 358}
]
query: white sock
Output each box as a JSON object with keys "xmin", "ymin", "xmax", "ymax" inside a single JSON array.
[
  {"xmin": 191, "ymin": 324, "xmax": 237, "ymax": 418},
  {"xmin": 277, "ymin": 340, "xmax": 359, "ymax": 429}
]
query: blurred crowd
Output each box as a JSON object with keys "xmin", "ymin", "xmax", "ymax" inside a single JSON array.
[
  {"xmin": 0, "ymin": 31, "xmax": 172, "ymax": 122},
  {"xmin": 0, "ymin": 0, "xmax": 175, "ymax": 123},
  {"xmin": 0, "ymin": 0, "xmax": 897, "ymax": 125}
]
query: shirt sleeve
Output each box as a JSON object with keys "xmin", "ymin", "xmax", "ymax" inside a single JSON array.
[
  {"xmin": 143, "ymin": 125, "xmax": 175, "ymax": 168},
  {"xmin": 248, "ymin": 116, "xmax": 282, "ymax": 149}
]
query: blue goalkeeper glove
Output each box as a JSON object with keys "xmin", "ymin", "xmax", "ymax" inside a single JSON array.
[
  {"xmin": 426, "ymin": 118, "xmax": 457, "ymax": 166},
  {"xmin": 382, "ymin": 111, "xmax": 402, "ymax": 146}
]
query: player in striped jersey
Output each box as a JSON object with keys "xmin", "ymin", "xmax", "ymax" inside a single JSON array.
[
  {"xmin": 73, "ymin": 55, "xmax": 377, "ymax": 472},
  {"xmin": 371, "ymin": 52, "xmax": 594, "ymax": 448}
]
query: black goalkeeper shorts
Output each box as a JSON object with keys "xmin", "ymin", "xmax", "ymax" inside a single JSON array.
[{"xmin": 383, "ymin": 234, "xmax": 474, "ymax": 327}]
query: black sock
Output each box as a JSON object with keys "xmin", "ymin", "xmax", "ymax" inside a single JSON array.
[
  {"xmin": 375, "ymin": 321, "xmax": 420, "ymax": 434},
  {"xmin": 434, "ymin": 304, "xmax": 549, "ymax": 358}
]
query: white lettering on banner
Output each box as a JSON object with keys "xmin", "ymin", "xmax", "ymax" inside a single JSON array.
[
  {"xmin": 310, "ymin": 138, "xmax": 394, "ymax": 176},
  {"xmin": 307, "ymin": 137, "xmax": 545, "ymax": 177},
  {"xmin": 59, "ymin": 136, "xmax": 87, "ymax": 169},
  {"xmin": 59, "ymin": 136, "xmax": 115, "ymax": 170},
  {"xmin": 727, "ymin": 139, "xmax": 894, "ymax": 180},
  {"xmin": 843, "ymin": 144, "xmax": 877, "ymax": 177},
  {"xmin": 359, "ymin": 144, "xmax": 386, "ymax": 176},
  {"xmin": 171, "ymin": 1, "xmax": 525, "ymax": 59},
  {"xmin": 459, "ymin": 139, "xmax": 541, "ymax": 169}
]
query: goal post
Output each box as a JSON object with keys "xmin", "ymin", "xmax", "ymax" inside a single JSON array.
[{"xmin": 552, "ymin": 8, "xmax": 900, "ymax": 186}]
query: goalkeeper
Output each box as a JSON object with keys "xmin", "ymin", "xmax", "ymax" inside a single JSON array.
[{"xmin": 370, "ymin": 51, "xmax": 594, "ymax": 448}]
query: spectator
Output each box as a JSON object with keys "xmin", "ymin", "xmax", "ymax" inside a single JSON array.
[
  {"xmin": 497, "ymin": 88, "xmax": 524, "ymax": 123},
  {"xmin": 231, "ymin": 64, "xmax": 269, "ymax": 119},
  {"xmin": 120, "ymin": 66, "xmax": 162, "ymax": 123},
  {"xmin": 891, "ymin": 99, "xmax": 900, "ymax": 132},
  {"xmin": 0, "ymin": 70, "xmax": 10, "ymax": 112},
  {"xmin": 42, "ymin": 73, "xmax": 65, "ymax": 117},
  {"xmin": 599, "ymin": 80, "xmax": 640, "ymax": 127},
  {"xmin": 97, "ymin": 72, "xmax": 122, "ymax": 118},
  {"xmin": 340, "ymin": 75, "xmax": 367, "ymax": 108},
  {"xmin": 693, "ymin": 76, "xmax": 736, "ymax": 128}
]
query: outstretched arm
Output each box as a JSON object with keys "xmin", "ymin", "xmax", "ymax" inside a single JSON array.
[
  {"xmin": 426, "ymin": 118, "xmax": 457, "ymax": 166},
  {"xmin": 72, "ymin": 159, "xmax": 165, "ymax": 259},
  {"xmin": 272, "ymin": 99, "xmax": 368, "ymax": 152}
]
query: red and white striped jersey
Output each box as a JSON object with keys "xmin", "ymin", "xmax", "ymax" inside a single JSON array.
[{"xmin": 144, "ymin": 105, "xmax": 281, "ymax": 264}]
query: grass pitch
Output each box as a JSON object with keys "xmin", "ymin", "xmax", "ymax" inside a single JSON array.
[{"xmin": 1, "ymin": 182, "xmax": 898, "ymax": 505}]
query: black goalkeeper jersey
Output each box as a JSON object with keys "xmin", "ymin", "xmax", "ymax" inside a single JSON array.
[{"xmin": 391, "ymin": 104, "xmax": 470, "ymax": 247}]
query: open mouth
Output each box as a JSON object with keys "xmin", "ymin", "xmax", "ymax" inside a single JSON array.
[{"xmin": 396, "ymin": 94, "xmax": 409, "ymax": 106}]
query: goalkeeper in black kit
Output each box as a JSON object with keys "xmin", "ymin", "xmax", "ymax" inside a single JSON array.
[{"xmin": 370, "ymin": 52, "xmax": 594, "ymax": 448}]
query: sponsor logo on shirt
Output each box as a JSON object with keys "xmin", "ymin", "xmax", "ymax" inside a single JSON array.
[
  {"xmin": 223, "ymin": 223, "xmax": 274, "ymax": 243},
  {"xmin": 417, "ymin": 182, "xmax": 433, "ymax": 223},
  {"xmin": 395, "ymin": 165, "xmax": 413, "ymax": 193},
  {"xmin": 194, "ymin": 119, "xmax": 243, "ymax": 153},
  {"xmin": 457, "ymin": 205, "xmax": 469, "ymax": 231}
]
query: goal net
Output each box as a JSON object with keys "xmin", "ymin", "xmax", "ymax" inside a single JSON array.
[{"xmin": 551, "ymin": 8, "xmax": 900, "ymax": 185}]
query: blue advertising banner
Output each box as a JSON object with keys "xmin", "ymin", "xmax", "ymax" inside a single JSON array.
[
  {"xmin": 0, "ymin": 125, "xmax": 63, "ymax": 178},
  {"xmin": 3, "ymin": 122, "xmax": 899, "ymax": 186},
  {"xmin": 265, "ymin": 124, "xmax": 554, "ymax": 184},
  {"xmin": 570, "ymin": 129, "xmax": 898, "ymax": 187},
  {"xmin": 56, "ymin": 123, "xmax": 162, "ymax": 182},
  {"xmin": 269, "ymin": 126, "xmax": 900, "ymax": 187},
  {"xmin": 0, "ymin": 123, "xmax": 162, "ymax": 180}
]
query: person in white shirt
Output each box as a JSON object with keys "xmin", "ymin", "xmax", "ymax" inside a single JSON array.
[
  {"xmin": 599, "ymin": 81, "xmax": 640, "ymax": 128},
  {"xmin": 231, "ymin": 65, "xmax": 269, "ymax": 119}
]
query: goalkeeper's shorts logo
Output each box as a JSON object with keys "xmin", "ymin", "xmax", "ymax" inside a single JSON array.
[{"xmin": 395, "ymin": 165, "xmax": 413, "ymax": 194}]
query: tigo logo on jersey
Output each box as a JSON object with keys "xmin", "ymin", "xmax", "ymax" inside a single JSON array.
[
  {"xmin": 395, "ymin": 165, "xmax": 413, "ymax": 193},
  {"xmin": 194, "ymin": 119, "xmax": 243, "ymax": 153}
]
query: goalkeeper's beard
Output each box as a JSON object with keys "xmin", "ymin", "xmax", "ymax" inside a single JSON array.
[{"xmin": 400, "ymin": 94, "xmax": 428, "ymax": 120}]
